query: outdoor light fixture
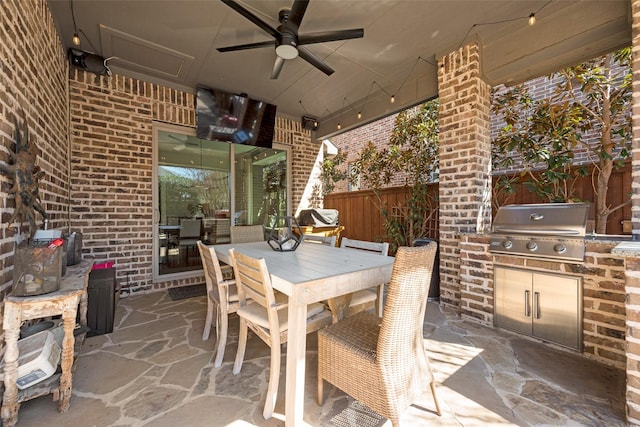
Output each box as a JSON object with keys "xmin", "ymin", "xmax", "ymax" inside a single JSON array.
[
  {"xmin": 372, "ymin": 81, "xmax": 395, "ymax": 105},
  {"xmin": 70, "ymin": 0, "xmax": 81, "ymax": 46},
  {"xmin": 302, "ymin": 115, "xmax": 318, "ymax": 130},
  {"xmin": 528, "ymin": 13, "xmax": 536, "ymax": 26},
  {"xmin": 275, "ymin": 35, "xmax": 298, "ymax": 59}
]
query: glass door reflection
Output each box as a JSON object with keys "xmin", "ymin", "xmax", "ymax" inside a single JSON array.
[
  {"xmin": 153, "ymin": 125, "xmax": 290, "ymax": 279},
  {"xmin": 156, "ymin": 130, "xmax": 230, "ymax": 276}
]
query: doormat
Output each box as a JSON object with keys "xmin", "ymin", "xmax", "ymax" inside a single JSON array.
[
  {"xmin": 168, "ymin": 284, "xmax": 206, "ymax": 301},
  {"xmin": 331, "ymin": 401, "xmax": 385, "ymax": 427}
]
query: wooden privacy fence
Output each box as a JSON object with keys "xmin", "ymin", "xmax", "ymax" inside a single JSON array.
[
  {"xmin": 324, "ymin": 185, "xmax": 439, "ymax": 245},
  {"xmin": 323, "ymin": 163, "xmax": 631, "ymax": 245}
]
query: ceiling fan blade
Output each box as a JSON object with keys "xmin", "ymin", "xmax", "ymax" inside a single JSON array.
[
  {"xmin": 271, "ymin": 56, "xmax": 286, "ymax": 79},
  {"xmin": 298, "ymin": 29, "xmax": 364, "ymax": 45},
  {"xmin": 217, "ymin": 40, "xmax": 275, "ymax": 52},
  {"xmin": 298, "ymin": 47, "xmax": 334, "ymax": 76},
  {"xmin": 288, "ymin": 0, "xmax": 309, "ymax": 27},
  {"xmin": 221, "ymin": 0, "xmax": 281, "ymax": 39}
]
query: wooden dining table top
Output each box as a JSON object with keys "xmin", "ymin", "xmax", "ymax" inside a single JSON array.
[{"xmin": 213, "ymin": 240, "xmax": 395, "ymax": 303}]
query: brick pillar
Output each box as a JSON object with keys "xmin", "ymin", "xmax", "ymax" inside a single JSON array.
[
  {"xmin": 633, "ymin": 0, "xmax": 640, "ymax": 240},
  {"xmin": 437, "ymin": 42, "xmax": 492, "ymax": 308},
  {"xmin": 626, "ymin": 1, "xmax": 640, "ymax": 423}
]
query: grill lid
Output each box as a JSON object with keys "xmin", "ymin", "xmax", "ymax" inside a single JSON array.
[
  {"xmin": 490, "ymin": 203, "xmax": 590, "ymax": 262},
  {"xmin": 492, "ymin": 203, "xmax": 590, "ymax": 237}
]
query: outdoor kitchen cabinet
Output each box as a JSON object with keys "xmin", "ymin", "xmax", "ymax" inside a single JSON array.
[{"xmin": 494, "ymin": 266, "xmax": 582, "ymax": 351}]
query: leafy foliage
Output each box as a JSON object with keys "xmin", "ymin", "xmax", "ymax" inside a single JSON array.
[
  {"xmin": 492, "ymin": 48, "xmax": 631, "ymax": 233},
  {"xmin": 321, "ymin": 100, "xmax": 439, "ymax": 251},
  {"xmin": 319, "ymin": 151, "xmax": 347, "ymax": 196}
]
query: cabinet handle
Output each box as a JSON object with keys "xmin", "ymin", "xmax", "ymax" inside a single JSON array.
[
  {"xmin": 525, "ymin": 290, "xmax": 531, "ymax": 317},
  {"xmin": 533, "ymin": 292, "xmax": 540, "ymax": 319}
]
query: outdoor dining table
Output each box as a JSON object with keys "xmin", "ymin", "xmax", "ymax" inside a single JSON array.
[{"xmin": 213, "ymin": 240, "xmax": 395, "ymax": 426}]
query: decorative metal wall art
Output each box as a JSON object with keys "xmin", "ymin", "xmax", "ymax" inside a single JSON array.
[{"xmin": 0, "ymin": 112, "xmax": 47, "ymax": 236}]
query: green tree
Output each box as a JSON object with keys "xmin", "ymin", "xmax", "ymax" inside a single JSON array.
[
  {"xmin": 492, "ymin": 48, "xmax": 631, "ymax": 233},
  {"xmin": 322, "ymin": 100, "xmax": 439, "ymax": 251}
]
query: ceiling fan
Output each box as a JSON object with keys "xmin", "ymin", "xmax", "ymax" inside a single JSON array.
[{"xmin": 217, "ymin": 0, "xmax": 364, "ymax": 79}]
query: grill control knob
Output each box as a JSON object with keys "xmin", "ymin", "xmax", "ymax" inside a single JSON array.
[
  {"xmin": 502, "ymin": 240, "xmax": 513, "ymax": 249},
  {"xmin": 553, "ymin": 243, "xmax": 567, "ymax": 254},
  {"xmin": 526, "ymin": 241, "xmax": 538, "ymax": 251}
]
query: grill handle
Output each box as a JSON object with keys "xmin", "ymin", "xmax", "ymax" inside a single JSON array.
[
  {"xmin": 533, "ymin": 292, "xmax": 540, "ymax": 319},
  {"xmin": 492, "ymin": 228, "xmax": 582, "ymax": 236},
  {"xmin": 525, "ymin": 290, "xmax": 531, "ymax": 317}
]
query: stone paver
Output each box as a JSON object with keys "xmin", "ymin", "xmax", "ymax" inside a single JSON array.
[{"xmin": 15, "ymin": 292, "xmax": 626, "ymax": 426}]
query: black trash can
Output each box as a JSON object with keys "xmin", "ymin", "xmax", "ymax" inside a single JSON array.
[
  {"xmin": 413, "ymin": 238, "xmax": 440, "ymax": 301},
  {"xmin": 87, "ymin": 266, "xmax": 117, "ymax": 336}
]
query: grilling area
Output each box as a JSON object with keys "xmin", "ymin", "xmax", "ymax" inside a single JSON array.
[{"xmin": 459, "ymin": 205, "xmax": 630, "ymax": 370}]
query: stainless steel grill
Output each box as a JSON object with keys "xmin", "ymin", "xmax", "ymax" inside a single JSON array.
[{"xmin": 490, "ymin": 203, "xmax": 590, "ymax": 262}]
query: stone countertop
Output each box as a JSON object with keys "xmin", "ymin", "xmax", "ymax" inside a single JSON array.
[{"xmin": 612, "ymin": 240, "xmax": 640, "ymax": 257}]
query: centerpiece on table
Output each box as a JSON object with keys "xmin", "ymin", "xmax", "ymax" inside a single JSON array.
[{"xmin": 267, "ymin": 216, "xmax": 303, "ymax": 251}]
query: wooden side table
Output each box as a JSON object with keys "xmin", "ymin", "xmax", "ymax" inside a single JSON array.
[{"xmin": 1, "ymin": 259, "xmax": 93, "ymax": 426}]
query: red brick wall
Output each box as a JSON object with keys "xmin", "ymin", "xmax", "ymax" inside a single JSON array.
[
  {"xmin": 327, "ymin": 114, "xmax": 398, "ymax": 192},
  {"xmin": 0, "ymin": 0, "xmax": 69, "ymax": 292},
  {"xmin": 626, "ymin": 0, "xmax": 640, "ymax": 422},
  {"xmin": 274, "ymin": 117, "xmax": 319, "ymax": 211},
  {"xmin": 69, "ymin": 71, "xmax": 158, "ymax": 293},
  {"xmin": 437, "ymin": 43, "xmax": 493, "ymax": 307},
  {"xmin": 69, "ymin": 70, "xmax": 315, "ymax": 294}
]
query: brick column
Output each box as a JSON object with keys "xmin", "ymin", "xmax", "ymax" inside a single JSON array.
[
  {"xmin": 437, "ymin": 42, "xmax": 492, "ymax": 307},
  {"xmin": 625, "ymin": 1, "xmax": 640, "ymax": 423},
  {"xmin": 633, "ymin": 0, "xmax": 640, "ymax": 239}
]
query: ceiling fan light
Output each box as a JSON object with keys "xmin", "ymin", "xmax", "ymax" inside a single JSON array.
[
  {"xmin": 276, "ymin": 33, "xmax": 298, "ymax": 59},
  {"xmin": 276, "ymin": 43, "xmax": 298, "ymax": 60}
]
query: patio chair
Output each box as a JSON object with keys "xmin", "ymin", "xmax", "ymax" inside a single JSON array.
[
  {"xmin": 340, "ymin": 238, "xmax": 389, "ymax": 318},
  {"xmin": 178, "ymin": 218, "xmax": 202, "ymax": 259},
  {"xmin": 197, "ymin": 241, "xmax": 239, "ymax": 368},
  {"xmin": 302, "ymin": 234, "xmax": 337, "ymax": 246},
  {"xmin": 229, "ymin": 248, "xmax": 333, "ymax": 420},
  {"xmin": 317, "ymin": 244, "xmax": 441, "ymax": 426},
  {"xmin": 230, "ymin": 225, "xmax": 264, "ymax": 243}
]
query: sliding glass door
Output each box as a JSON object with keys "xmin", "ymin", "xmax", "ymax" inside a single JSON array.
[
  {"xmin": 152, "ymin": 123, "xmax": 290, "ymax": 280},
  {"xmin": 233, "ymin": 145, "xmax": 289, "ymax": 227}
]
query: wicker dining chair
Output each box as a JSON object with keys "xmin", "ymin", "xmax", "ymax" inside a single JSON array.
[
  {"xmin": 317, "ymin": 244, "xmax": 441, "ymax": 426},
  {"xmin": 340, "ymin": 238, "xmax": 390, "ymax": 318},
  {"xmin": 229, "ymin": 248, "xmax": 333, "ymax": 420},
  {"xmin": 230, "ymin": 225, "xmax": 265, "ymax": 243},
  {"xmin": 197, "ymin": 241, "xmax": 238, "ymax": 368}
]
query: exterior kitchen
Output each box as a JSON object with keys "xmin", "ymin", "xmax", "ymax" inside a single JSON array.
[{"xmin": 459, "ymin": 223, "xmax": 628, "ymax": 369}]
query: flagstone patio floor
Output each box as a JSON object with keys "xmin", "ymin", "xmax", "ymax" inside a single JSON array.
[{"xmin": 16, "ymin": 291, "xmax": 627, "ymax": 426}]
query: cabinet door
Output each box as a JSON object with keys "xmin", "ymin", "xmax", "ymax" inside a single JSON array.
[
  {"xmin": 494, "ymin": 267, "xmax": 532, "ymax": 336},
  {"xmin": 532, "ymin": 272, "xmax": 581, "ymax": 350}
]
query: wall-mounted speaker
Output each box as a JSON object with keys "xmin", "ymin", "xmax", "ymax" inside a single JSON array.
[
  {"xmin": 302, "ymin": 115, "xmax": 318, "ymax": 131},
  {"xmin": 68, "ymin": 49, "xmax": 111, "ymax": 75}
]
